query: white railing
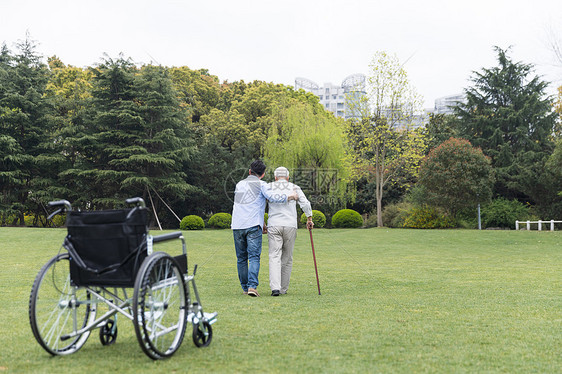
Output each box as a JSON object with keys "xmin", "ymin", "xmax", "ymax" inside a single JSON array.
[{"xmin": 515, "ymin": 220, "xmax": 561, "ymax": 231}]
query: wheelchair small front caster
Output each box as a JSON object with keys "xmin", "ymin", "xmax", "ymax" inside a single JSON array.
[
  {"xmin": 99, "ymin": 318, "xmax": 118, "ymax": 346},
  {"xmin": 192, "ymin": 321, "xmax": 212, "ymax": 347}
]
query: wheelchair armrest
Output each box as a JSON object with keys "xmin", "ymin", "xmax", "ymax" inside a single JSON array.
[{"xmin": 152, "ymin": 231, "xmax": 183, "ymax": 243}]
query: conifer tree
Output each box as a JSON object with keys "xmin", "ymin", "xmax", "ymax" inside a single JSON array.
[
  {"xmin": 0, "ymin": 37, "xmax": 58, "ymax": 224},
  {"xmin": 455, "ymin": 47, "xmax": 557, "ymax": 203}
]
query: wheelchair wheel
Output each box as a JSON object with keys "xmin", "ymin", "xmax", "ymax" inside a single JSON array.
[
  {"xmin": 192, "ymin": 320, "xmax": 213, "ymax": 347},
  {"xmin": 99, "ymin": 318, "xmax": 118, "ymax": 346},
  {"xmin": 133, "ymin": 252, "xmax": 187, "ymax": 360},
  {"xmin": 29, "ymin": 253, "xmax": 97, "ymax": 355}
]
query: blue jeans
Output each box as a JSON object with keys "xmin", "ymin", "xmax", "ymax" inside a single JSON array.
[{"xmin": 233, "ymin": 225, "xmax": 262, "ymax": 291}]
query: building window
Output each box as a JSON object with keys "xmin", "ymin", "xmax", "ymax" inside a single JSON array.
[
  {"xmin": 319, "ymin": 95, "xmax": 323, "ymax": 100},
  {"xmin": 325, "ymin": 104, "xmax": 329, "ymax": 108},
  {"xmin": 325, "ymin": 88, "xmax": 330, "ymax": 95}
]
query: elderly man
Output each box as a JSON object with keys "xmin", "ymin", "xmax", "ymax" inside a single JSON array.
[
  {"xmin": 266, "ymin": 167, "xmax": 313, "ymax": 297},
  {"xmin": 231, "ymin": 160, "xmax": 298, "ymax": 297}
]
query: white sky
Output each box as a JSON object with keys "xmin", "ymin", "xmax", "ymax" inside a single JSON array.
[{"xmin": 1, "ymin": 0, "xmax": 561, "ymax": 108}]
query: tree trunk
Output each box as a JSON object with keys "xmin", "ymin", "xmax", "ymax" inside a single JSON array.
[
  {"xmin": 375, "ymin": 165, "xmax": 384, "ymax": 227},
  {"xmin": 376, "ymin": 192, "xmax": 383, "ymax": 227}
]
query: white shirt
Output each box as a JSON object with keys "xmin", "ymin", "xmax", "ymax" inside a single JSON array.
[
  {"xmin": 267, "ymin": 179, "xmax": 312, "ymax": 228},
  {"xmin": 231, "ymin": 175, "xmax": 288, "ymax": 230}
]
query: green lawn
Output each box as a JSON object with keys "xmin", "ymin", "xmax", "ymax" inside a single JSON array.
[{"xmin": 1, "ymin": 227, "xmax": 560, "ymax": 373}]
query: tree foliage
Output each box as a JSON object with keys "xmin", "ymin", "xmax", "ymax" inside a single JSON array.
[
  {"xmin": 418, "ymin": 137, "xmax": 495, "ymax": 215},
  {"xmin": 454, "ymin": 47, "xmax": 557, "ymax": 203},
  {"xmin": 2, "ymin": 37, "xmax": 560, "ymax": 227},
  {"xmin": 0, "ymin": 36, "xmax": 59, "ymax": 224},
  {"xmin": 424, "ymin": 113, "xmax": 458, "ymax": 152},
  {"xmin": 346, "ymin": 51, "xmax": 427, "ymax": 226},
  {"xmin": 264, "ymin": 100, "xmax": 353, "ymax": 211}
]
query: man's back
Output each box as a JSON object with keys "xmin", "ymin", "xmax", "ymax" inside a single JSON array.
[
  {"xmin": 231, "ymin": 175, "xmax": 267, "ymax": 230},
  {"xmin": 267, "ymin": 180, "xmax": 311, "ymax": 228}
]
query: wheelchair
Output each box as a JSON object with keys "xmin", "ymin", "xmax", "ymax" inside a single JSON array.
[{"xmin": 28, "ymin": 197, "xmax": 217, "ymax": 360}]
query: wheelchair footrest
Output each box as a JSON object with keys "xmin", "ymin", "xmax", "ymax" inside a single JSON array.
[{"xmin": 188, "ymin": 311, "xmax": 218, "ymax": 325}]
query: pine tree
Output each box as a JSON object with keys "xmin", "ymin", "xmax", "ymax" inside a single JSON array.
[
  {"xmin": 63, "ymin": 58, "xmax": 196, "ymax": 220},
  {"xmin": 455, "ymin": 47, "xmax": 557, "ymax": 203},
  {"xmin": 0, "ymin": 37, "xmax": 58, "ymax": 225}
]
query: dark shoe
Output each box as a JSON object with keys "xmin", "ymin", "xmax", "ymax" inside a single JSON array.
[
  {"xmin": 247, "ymin": 288, "xmax": 260, "ymax": 297},
  {"xmin": 271, "ymin": 290, "xmax": 280, "ymax": 297}
]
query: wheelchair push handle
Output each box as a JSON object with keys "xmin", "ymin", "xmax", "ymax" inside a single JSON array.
[
  {"xmin": 126, "ymin": 197, "xmax": 146, "ymax": 208},
  {"xmin": 47, "ymin": 200, "xmax": 72, "ymax": 220},
  {"xmin": 48, "ymin": 200, "xmax": 72, "ymax": 210}
]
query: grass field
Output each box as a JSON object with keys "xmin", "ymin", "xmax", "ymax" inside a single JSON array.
[{"xmin": 0, "ymin": 227, "xmax": 560, "ymax": 373}]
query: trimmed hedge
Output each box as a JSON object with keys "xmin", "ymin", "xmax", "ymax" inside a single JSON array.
[
  {"xmin": 180, "ymin": 215, "xmax": 205, "ymax": 230},
  {"xmin": 331, "ymin": 209, "xmax": 363, "ymax": 228},
  {"xmin": 300, "ymin": 210, "xmax": 326, "ymax": 228},
  {"xmin": 208, "ymin": 212, "xmax": 232, "ymax": 229}
]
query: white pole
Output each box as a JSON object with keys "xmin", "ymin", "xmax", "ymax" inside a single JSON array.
[
  {"xmin": 538, "ymin": 220, "xmax": 542, "ymax": 231},
  {"xmin": 526, "ymin": 221, "xmax": 530, "ymax": 230},
  {"xmin": 478, "ymin": 203, "xmax": 481, "ymax": 230},
  {"xmin": 551, "ymin": 220, "xmax": 555, "ymax": 232}
]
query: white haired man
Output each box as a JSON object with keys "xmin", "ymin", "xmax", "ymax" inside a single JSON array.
[{"xmin": 266, "ymin": 167, "xmax": 313, "ymax": 296}]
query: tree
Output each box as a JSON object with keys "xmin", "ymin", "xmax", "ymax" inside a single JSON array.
[
  {"xmin": 346, "ymin": 51, "xmax": 427, "ymax": 227},
  {"xmin": 539, "ymin": 139, "xmax": 562, "ymax": 216},
  {"xmin": 264, "ymin": 100, "xmax": 353, "ymax": 212},
  {"xmin": 63, "ymin": 58, "xmax": 196, "ymax": 217},
  {"xmin": 0, "ymin": 132, "xmax": 32, "ymax": 223},
  {"xmin": 128, "ymin": 64, "xmax": 197, "ymax": 224},
  {"xmin": 555, "ymin": 86, "xmax": 562, "ymax": 139},
  {"xmin": 0, "ymin": 36, "xmax": 58, "ymax": 225},
  {"xmin": 424, "ymin": 113, "xmax": 458, "ymax": 152},
  {"xmin": 454, "ymin": 47, "xmax": 557, "ymax": 203},
  {"xmin": 418, "ymin": 137, "xmax": 495, "ymax": 216},
  {"xmin": 168, "ymin": 66, "xmax": 221, "ymax": 123},
  {"xmin": 60, "ymin": 55, "xmax": 139, "ymax": 208}
]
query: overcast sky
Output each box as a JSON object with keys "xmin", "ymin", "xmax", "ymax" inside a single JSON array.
[{"xmin": 1, "ymin": 0, "xmax": 561, "ymax": 108}]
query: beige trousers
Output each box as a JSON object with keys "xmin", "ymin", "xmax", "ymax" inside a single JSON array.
[{"xmin": 267, "ymin": 226, "xmax": 297, "ymax": 293}]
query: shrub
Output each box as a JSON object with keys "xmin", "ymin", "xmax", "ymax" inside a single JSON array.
[
  {"xmin": 382, "ymin": 202, "xmax": 413, "ymax": 228},
  {"xmin": 180, "ymin": 215, "xmax": 205, "ymax": 230},
  {"xmin": 207, "ymin": 213, "xmax": 232, "ymax": 229},
  {"xmin": 331, "ymin": 209, "xmax": 363, "ymax": 228},
  {"xmin": 403, "ymin": 205, "xmax": 455, "ymax": 229},
  {"xmin": 300, "ymin": 210, "xmax": 326, "ymax": 228},
  {"xmin": 264, "ymin": 213, "xmax": 268, "ymax": 225},
  {"xmin": 23, "ymin": 213, "xmax": 65, "ymax": 228},
  {"xmin": 364, "ymin": 211, "xmax": 378, "ymax": 228},
  {"xmin": 481, "ymin": 198, "xmax": 530, "ymax": 229}
]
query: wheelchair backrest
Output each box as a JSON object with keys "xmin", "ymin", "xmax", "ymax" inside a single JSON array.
[{"xmin": 66, "ymin": 207, "xmax": 149, "ymax": 287}]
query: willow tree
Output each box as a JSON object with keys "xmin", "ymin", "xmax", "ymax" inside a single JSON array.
[
  {"xmin": 264, "ymin": 100, "xmax": 352, "ymax": 212},
  {"xmin": 346, "ymin": 51, "xmax": 427, "ymax": 227}
]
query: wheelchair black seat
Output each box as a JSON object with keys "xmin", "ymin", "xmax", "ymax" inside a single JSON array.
[{"xmin": 65, "ymin": 207, "xmax": 149, "ymax": 287}]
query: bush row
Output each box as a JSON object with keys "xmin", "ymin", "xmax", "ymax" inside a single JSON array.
[
  {"xmin": 13, "ymin": 199, "xmax": 533, "ymax": 230},
  {"xmin": 179, "ymin": 209, "xmax": 366, "ymax": 230},
  {"xmin": 378, "ymin": 197, "xmax": 535, "ymax": 229}
]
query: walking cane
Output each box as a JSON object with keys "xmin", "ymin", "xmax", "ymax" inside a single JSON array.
[{"xmin": 308, "ymin": 227, "xmax": 321, "ymax": 295}]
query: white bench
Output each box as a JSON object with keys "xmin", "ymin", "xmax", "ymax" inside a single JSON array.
[{"xmin": 515, "ymin": 220, "xmax": 561, "ymax": 231}]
